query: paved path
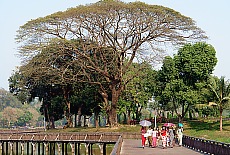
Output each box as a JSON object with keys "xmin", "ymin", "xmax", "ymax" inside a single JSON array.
[{"xmin": 120, "ymin": 139, "xmax": 204, "ymax": 155}]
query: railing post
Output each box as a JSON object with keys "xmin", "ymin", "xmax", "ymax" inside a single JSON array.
[
  {"xmin": 90, "ymin": 143, "xmax": 93, "ymax": 155},
  {"xmin": 41, "ymin": 142, "xmax": 45, "ymax": 155},
  {"xmin": 74, "ymin": 143, "xmax": 77, "ymax": 154},
  {"xmin": 26, "ymin": 142, "xmax": 29, "ymax": 155},
  {"xmin": 103, "ymin": 143, "xmax": 106, "ymax": 155},
  {"xmin": 37, "ymin": 142, "xmax": 40, "ymax": 155},
  {"xmin": 88, "ymin": 143, "xmax": 91, "ymax": 155},
  {"xmin": 77, "ymin": 143, "xmax": 81, "ymax": 155},
  {"xmin": 5, "ymin": 141, "xmax": 8, "ymax": 155},
  {"xmin": 62, "ymin": 142, "xmax": 65, "ymax": 155},
  {"xmin": 16, "ymin": 141, "xmax": 19, "ymax": 155}
]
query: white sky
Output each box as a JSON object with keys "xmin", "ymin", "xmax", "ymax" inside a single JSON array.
[{"xmin": 0, "ymin": 0, "xmax": 229, "ymax": 90}]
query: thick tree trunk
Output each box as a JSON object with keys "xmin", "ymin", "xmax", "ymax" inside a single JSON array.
[
  {"xmin": 74, "ymin": 114, "xmax": 77, "ymax": 128},
  {"xmin": 106, "ymin": 112, "xmax": 111, "ymax": 126},
  {"xmin": 94, "ymin": 112, "xmax": 99, "ymax": 128},
  {"xmin": 63, "ymin": 87, "xmax": 72, "ymax": 128},
  {"xmin": 109, "ymin": 106, "xmax": 117, "ymax": 127},
  {"xmin": 178, "ymin": 114, "xmax": 182, "ymax": 123},
  {"xmin": 117, "ymin": 114, "xmax": 121, "ymax": 124},
  {"xmin": 99, "ymin": 115, "xmax": 101, "ymax": 126},
  {"xmin": 100, "ymin": 91, "xmax": 110, "ymax": 126},
  {"xmin": 44, "ymin": 104, "xmax": 51, "ymax": 130},
  {"xmin": 180, "ymin": 102, "xmax": 189, "ymax": 122},
  {"xmin": 50, "ymin": 116, "xmax": 55, "ymax": 129},
  {"xmin": 109, "ymin": 85, "xmax": 121, "ymax": 127},
  {"xmin": 66, "ymin": 102, "xmax": 73, "ymax": 128},
  {"xmin": 77, "ymin": 107, "xmax": 82, "ymax": 127},
  {"xmin": 135, "ymin": 106, "xmax": 142, "ymax": 121},
  {"xmin": 189, "ymin": 110, "xmax": 193, "ymax": 120},
  {"xmin": 127, "ymin": 110, "xmax": 131, "ymax": 125},
  {"xmin": 123, "ymin": 112, "xmax": 127, "ymax": 124},
  {"xmin": 100, "ymin": 82, "xmax": 122, "ymax": 127},
  {"xmin": 83, "ymin": 116, "xmax": 86, "ymax": 127}
]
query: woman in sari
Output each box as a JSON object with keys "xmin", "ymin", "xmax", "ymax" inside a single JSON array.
[
  {"xmin": 141, "ymin": 126, "xmax": 147, "ymax": 149},
  {"xmin": 161, "ymin": 126, "xmax": 167, "ymax": 149}
]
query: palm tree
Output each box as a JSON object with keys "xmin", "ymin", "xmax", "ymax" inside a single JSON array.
[{"xmin": 208, "ymin": 76, "xmax": 230, "ymax": 131}]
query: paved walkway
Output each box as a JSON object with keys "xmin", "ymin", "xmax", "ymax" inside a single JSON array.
[{"xmin": 120, "ymin": 139, "xmax": 204, "ymax": 155}]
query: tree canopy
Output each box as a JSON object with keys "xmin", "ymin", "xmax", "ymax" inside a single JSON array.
[
  {"xmin": 154, "ymin": 42, "xmax": 217, "ymax": 121},
  {"xmin": 15, "ymin": 1, "xmax": 207, "ymax": 126}
]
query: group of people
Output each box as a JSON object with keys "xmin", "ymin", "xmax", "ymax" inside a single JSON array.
[{"xmin": 141, "ymin": 125, "xmax": 183, "ymax": 149}]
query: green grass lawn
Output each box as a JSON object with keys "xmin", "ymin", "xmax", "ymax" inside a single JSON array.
[
  {"xmin": 183, "ymin": 119, "xmax": 230, "ymax": 144},
  {"xmin": 48, "ymin": 119, "xmax": 230, "ymax": 144}
]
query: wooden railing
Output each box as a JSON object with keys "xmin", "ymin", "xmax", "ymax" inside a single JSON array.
[
  {"xmin": 183, "ymin": 135, "xmax": 230, "ymax": 155},
  {"xmin": 0, "ymin": 132, "xmax": 120, "ymax": 141},
  {"xmin": 110, "ymin": 135, "xmax": 123, "ymax": 155},
  {"xmin": 121, "ymin": 132, "xmax": 140, "ymax": 139},
  {"xmin": 0, "ymin": 132, "xmax": 121, "ymax": 155}
]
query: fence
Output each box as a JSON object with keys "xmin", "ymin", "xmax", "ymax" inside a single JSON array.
[
  {"xmin": 0, "ymin": 132, "xmax": 121, "ymax": 155},
  {"xmin": 183, "ymin": 135, "xmax": 230, "ymax": 155},
  {"xmin": 110, "ymin": 135, "xmax": 123, "ymax": 155}
]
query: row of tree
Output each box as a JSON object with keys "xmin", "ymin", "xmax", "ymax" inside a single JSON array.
[
  {"xmin": 8, "ymin": 41, "xmax": 230, "ymax": 130},
  {"xmin": 153, "ymin": 43, "xmax": 230, "ymax": 131},
  {"xmin": 7, "ymin": 1, "xmax": 230, "ymax": 131}
]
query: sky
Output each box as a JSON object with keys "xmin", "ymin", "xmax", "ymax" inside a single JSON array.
[{"xmin": 0, "ymin": 0, "xmax": 229, "ymax": 91}]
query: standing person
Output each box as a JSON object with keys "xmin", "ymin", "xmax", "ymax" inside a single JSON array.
[
  {"xmin": 161, "ymin": 126, "xmax": 167, "ymax": 149},
  {"xmin": 173, "ymin": 126, "xmax": 177, "ymax": 145},
  {"xmin": 168, "ymin": 127, "xmax": 175, "ymax": 148},
  {"xmin": 166, "ymin": 127, "xmax": 170, "ymax": 147},
  {"xmin": 156, "ymin": 127, "xmax": 160, "ymax": 147},
  {"xmin": 152, "ymin": 128, "xmax": 158, "ymax": 148},
  {"xmin": 147, "ymin": 126, "xmax": 153, "ymax": 147},
  {"xmin": 141, "ymin": 126, "xmax": 147, "ymax": 149},
  {"xmin": 177, "ymin": 126, "xmax": 183, "ymax": 147}
]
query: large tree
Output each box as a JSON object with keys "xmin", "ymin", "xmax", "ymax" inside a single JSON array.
[
  {"xmin": 118, "ymin": 62, "xmax": 156, "ymax": 124},
  {"xmin": 155, "ymin": 42, "xmax": 217, "ymax": 122},
  {"xmin": 174, "ymin": 42, "xmax": 217, "ymax": 86},
  {"xmin": 16, "ymin": 1, "xmax": 207, "ymax": 126}
]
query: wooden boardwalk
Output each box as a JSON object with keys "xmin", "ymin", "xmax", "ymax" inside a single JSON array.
[{"xmin": 120, "ymin": 139, "xmax": 205, "ymax": 155}]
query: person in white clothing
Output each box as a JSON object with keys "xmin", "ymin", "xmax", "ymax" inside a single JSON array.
[
  {"xmin": 177, "ymin": 127, "xmax": 183, "ymax": 146},
  {"xmin": 152, "ymin": 128, "xmax": 158, "ymax": 147},
  {"xmin": 147, "ymin": 126, "xmax": 153, "ymax": 147}
]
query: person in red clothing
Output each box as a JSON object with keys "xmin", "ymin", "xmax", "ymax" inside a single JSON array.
[
  {"xmin": 161, "ymin": 126, "xmax": 167, "ymax": 149},
  {"xmin": 141, "ymin": 126, "xmax": 146, "ymax": 149}
]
